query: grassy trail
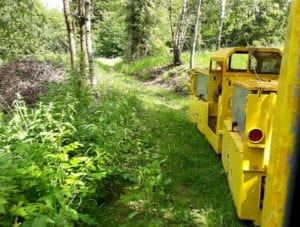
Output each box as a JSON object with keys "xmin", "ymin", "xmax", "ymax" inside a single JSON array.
[
  {"xmin": 138, "ymin": 84, "xmax": 242, "ymax": 226},
  {"xmin": 95, "ymin": 59, "xmax": 243, "ymax": 226}
]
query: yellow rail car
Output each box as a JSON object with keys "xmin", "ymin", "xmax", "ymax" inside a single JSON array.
[
  {"xmin": 190, "ymin": 47, "xmax": 281, "ymax": 156},
  {"xmin": 189, "ymin": 1, "xmax": 299, "ymax": 226}
]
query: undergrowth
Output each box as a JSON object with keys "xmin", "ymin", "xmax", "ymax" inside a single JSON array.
[
  {"xmin": 0, "ymin": 53, "xmax": 242, "ymax": 226},
  {"xmin": 95, "ymin": 58, "xmax": 243, "ymax": 226},
  {"xmin": 0, "ymin": 74, "xmax": 163, "ymax": 226}
]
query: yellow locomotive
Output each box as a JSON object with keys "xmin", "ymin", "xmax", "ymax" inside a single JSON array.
[{"xmin": 189, "ymin": 1, "xmax": 299, "ymax": 226}]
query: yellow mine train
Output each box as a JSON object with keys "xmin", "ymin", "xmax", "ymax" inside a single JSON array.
[{"xmin": 189, "ymin": 1, "xmax": 299, "ymax": 226}]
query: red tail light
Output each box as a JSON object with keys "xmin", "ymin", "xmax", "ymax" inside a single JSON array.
[{"xmin": 248, "ymin": 128, "xmax": 264, "ymax": 143}]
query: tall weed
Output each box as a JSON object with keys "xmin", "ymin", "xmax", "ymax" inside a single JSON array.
[{"xmin": 0, "ymin": 78, "xmax": 163, "ymax": 226}]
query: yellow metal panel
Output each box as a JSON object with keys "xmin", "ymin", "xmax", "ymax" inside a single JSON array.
[
  {"xmin": 222, "ymin": 92, "xmax": 279, "ymax": 224},
  {"xmin": 203, "ymin": 124, "xmax": 218, "ymax": 152},
  {"xmin": 223, "ymin": 120, "xmax": 262, "ymax": 224},
  {"xmin": 196, "ymin": 100, "xmax": 208, "ymax": 132},
  {"xmin": 244, "ymin": 94, "xmax": 277, "ymax": 171},
  {"xmin": 228, "ymin": 92, "xmax": 276, "ymax": 225},
  {"xmin": 261, "ymin": 1, "xmax": 300, "ymax": 226},
  {"xmin": 189, "ymin": 95, "xmax": 200, "ymax": 123},
  {"xmin": 189, "ymin": 95, "xmax": 209, "ymax": 133},
  {"xmin": 239, "ymin": 172, "xmax": 262, "ymax": 225},
  {"xmin": 189, "ymin": 69, "xmax": 210, "ymax": 124},
  {"xmin": 222, "ymin": 120, "xmax": 243, "ymax": 172}
]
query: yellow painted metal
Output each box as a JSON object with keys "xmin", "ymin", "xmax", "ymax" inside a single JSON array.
[
  {"xmin": 222, "ymin": 91, "xmax": 277, "ymax": 225},
  {"xmin": 189, "ymin": 47, "xmax": 281, "ymax": 154},
  {"xmin": 261, "ymin": 1, "xmax": 300, "ymax": 226},
  {"xmin": 196, "ymin": 101, "xmax": 208, "ymax": 132},
  {"xmin": 189, "ymin": 46, "xmax": 284, "ymax": 223},
  {"xmin": 189, "ymin": 95, "xmax": 200, "ymax": 123},
  {"xmin": 189, "ymin": 2, "xmax": 300, "ymax": 226},
  {"xmin": 222, "ymin": 120, "xmax": 243, "ymax": 173},
  {"xmin": 189, "ymin": 68, "xmax": 209, "ymax": 124},
  {"xmin": 244, "ymin": 93, "xmax": 277, "ymax": 171},
  {"xmin": 223, "ymin": 120, "xmax": 262, "ymax": 223}
]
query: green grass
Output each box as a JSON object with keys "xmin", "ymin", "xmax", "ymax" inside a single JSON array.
[
  {"xmin": 133, "ymin": 89, "xmax": 240, "ymax": 226},
  {"xmin": 181, "ymin": 51, "xmax": 211, "ymax": 68},
  {"xmin": 116, "ymin": 51, "xmax": 211, "ymax": 76},
  {"xmin": 115, "ymin": 55, "xmax": 172, "ymax": 76},
  {"xmin": 0, "ymin": 53, "xmax": 242, "ymax": 226},
  {"xmin": 96, "ymin": 55, "xmax": 243, "ymax": 226},
  {"xmin": 107, "ymin": 51, "xmax": 212, "ymax": 97}
]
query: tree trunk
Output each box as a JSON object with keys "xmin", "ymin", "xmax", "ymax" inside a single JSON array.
[
  {"xmin": 173, "ymin": 47, "xmax": 182, "ymax": 66},
  {"xmin": 85, "ymin": 0, "xmax": 95, "ymax": 87},
  {"xmin": 63, "ymin": 0, "xmax": 77, "ymax": 70},
  {"xmin": 169, "ymin": 0, "xmax": 175, "ymax": 41},
  {"xmin": 78, "ymin": 0, "xmax": 89, "ymax": 79},
  {"xmin": 127, "ymin": 31, "xmax": 133, "ymax": 62},
  {"xmin": 126, "ymin": 1, "xmax": 135, "ymax": 63},
  {"xmin": 216, "ymin": 0, "xmax": 226, "ymax": 50},
  {"xmin": 170, "ymin": 0, "xmax": 188, "ymax": 66},
  {"xmin": 190, "ymin": 0, "xmax": 202, "ymax": 69}
]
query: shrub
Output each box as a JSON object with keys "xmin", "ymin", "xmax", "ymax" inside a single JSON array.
[{"xmin": 0, "ymin": 81, "xmax": 162, "ymax": 226}]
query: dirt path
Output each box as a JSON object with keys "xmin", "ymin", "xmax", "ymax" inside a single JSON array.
[{"xmin": 96, "ymin": 57, "xmax": 122, "ymax": 66}]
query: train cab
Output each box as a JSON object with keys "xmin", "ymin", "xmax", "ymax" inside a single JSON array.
[
  {"xmin": 189, "ymin": 47, "xmax": 282, "ymax": 225},
  {"xmin": 189, "ymin": 47, "xmax": 282, "ymax": 154},
  {"xmin": 190, "ymin": 0, "xmax": 300, "ymax": 225}
]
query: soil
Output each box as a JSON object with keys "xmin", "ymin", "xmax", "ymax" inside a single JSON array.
[{"xmin": 0, "ymin": 59, "xmax": 66, "ymax": 111}]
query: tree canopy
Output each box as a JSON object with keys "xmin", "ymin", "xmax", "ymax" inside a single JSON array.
[
  {"xmin": 0, "ymin": 0, "xmax": 290, "ymax": 62},
  {"xmin": 0, "ymin": 0, "xmax": 67, "ymax": 60}
]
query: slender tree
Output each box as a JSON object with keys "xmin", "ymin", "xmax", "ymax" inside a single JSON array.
[
  {"xmin": 125, "ymin": 0, "xmax": 134, "ymax": 62},
  {"xmin": 78, "ymin": 0, "xmax": 89, "ymax": 79},
  {"xmin": 170, "ymin": 0, "xmax": 189, "ymax": 66},
  {"xmin": 85, "ymin": 0, "xmax": 95, "ymax": 86},
  {"xmin": 63, "ymin": 0, "xmax": 77, "ymax": 70},
  {"xmin": 62, "ymin": 0, "xmax": 95, "ymax": 86},
  {"xmin": 216, "ymin": 0, "xmax": 226, "ymax": 50},
  {"xmin": 190, "ymin": 0, "xmax": 202, "ymax": 69}
]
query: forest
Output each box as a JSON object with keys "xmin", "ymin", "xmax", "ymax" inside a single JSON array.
[{"xmin": 0, "ymin": 0, "xmax": 290, "ymax": 226}]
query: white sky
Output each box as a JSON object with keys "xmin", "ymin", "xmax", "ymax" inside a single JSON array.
[{"xmin": 40, "ymin": 0, "xmax": 63, "ymax": 10}]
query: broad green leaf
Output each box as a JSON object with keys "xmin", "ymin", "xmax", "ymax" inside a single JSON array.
[
  {"xmin": 32, "ymin": 215, "xmax": 55, "ymax": 227},
  {"xmin": 0, "ymin": 197, "xmax": 7, "ymax": 213}
]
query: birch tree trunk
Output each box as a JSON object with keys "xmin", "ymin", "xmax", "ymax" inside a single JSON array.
[
  {"xmin": 169, "ymin": 0, "xmax": 175, "ymax": 50},
  {"xmin": 216, "ymin": 0, "xmax": 226, "ymax": 50},
  {"xmin": 85, "ymin": 0, "xmax": 95, "ymax": 86},
  {"xmin": 78, "ymin": 0, "xmax": 89, "ymax": 79},
  {"xmin": 63, "ymin": 0, "xmax": 77, "ymax": 70},
  {"xmin": 190, "ymin": 0, "xmax": 202, "ymax": 69},
  {"xmin": 170, "ymin": 0, "xmax": 189, "ymax": 66}
]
